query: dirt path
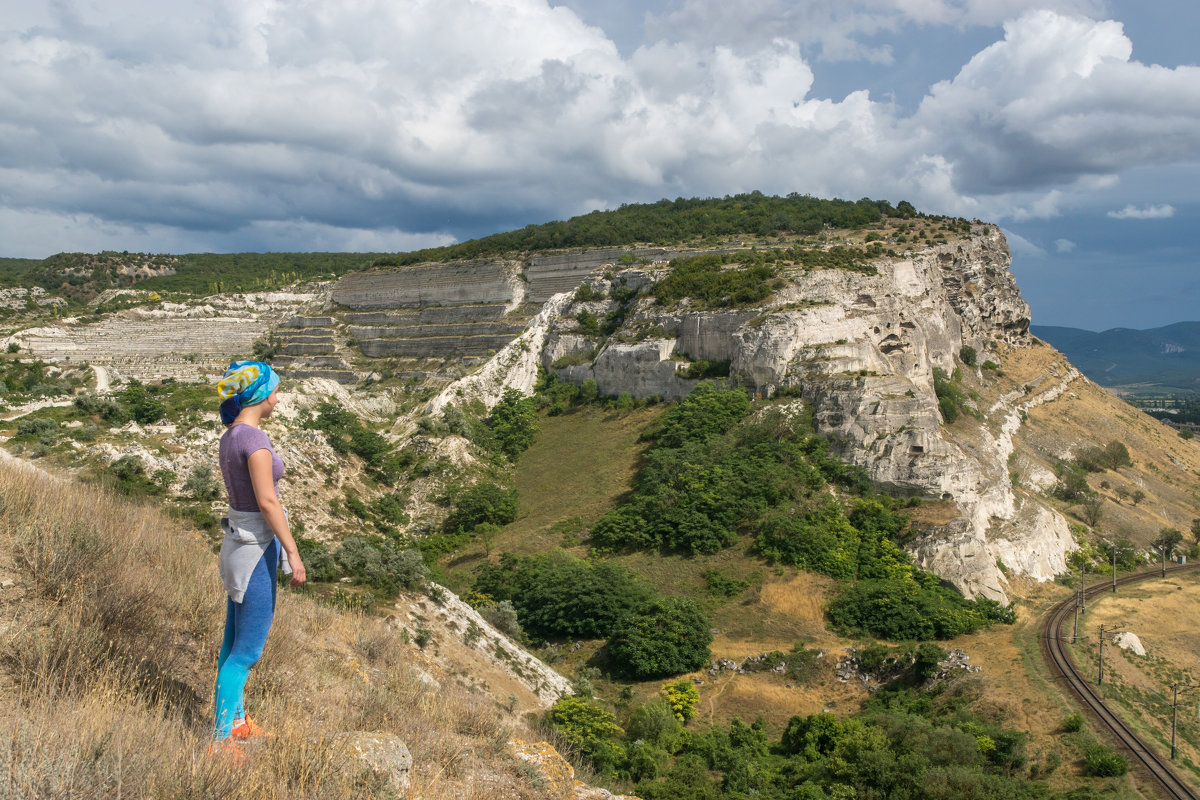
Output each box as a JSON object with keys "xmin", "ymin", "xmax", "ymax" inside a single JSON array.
[{"xmin": 92, "ymin": 364, "xmax": 110, "ymax": 393}]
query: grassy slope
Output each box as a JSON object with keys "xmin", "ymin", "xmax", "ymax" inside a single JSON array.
[{"xmin": 0, "ymin": 458, "xmax": 544, "ymax": 799}]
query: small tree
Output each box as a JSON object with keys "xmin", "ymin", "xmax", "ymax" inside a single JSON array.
[
  {"xmin": 1154, "ymin": 528, "xmax": 1184, "ymax": 560},
  {"xmin": 1079, "ymin": 493, "xmax": 1104, "ymax": 527},
  {"xmin": 487, "ymin": 389, "xmax": 539, "ymax": 461},
  {"xmin": 1131, "ymin": 489, "xmax": 1146, "ymax": 505},
  {"xmin": 662, "ymin": 679, "xmax": 700, "ymax": 722},
  {"xmin": 960, "ymin": 345, "xmax": 977, "ymax": 366},
  {"xmin": 606, "ymin": 596, "xmax": 712, "ymax": 679}
]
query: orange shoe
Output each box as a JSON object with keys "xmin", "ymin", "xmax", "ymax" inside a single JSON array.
[
  {"xmin": 207, "ymin": 737, "xmax": 246, "ymax": 764},
  {"xmin": 231, "ymin": 715, "xmax": 271, "ymax": 740}
]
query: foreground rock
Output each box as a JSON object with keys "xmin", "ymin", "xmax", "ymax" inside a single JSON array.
[{"xmin": 329, "ymin": 731, "xmax": 412, "ymax": 798}]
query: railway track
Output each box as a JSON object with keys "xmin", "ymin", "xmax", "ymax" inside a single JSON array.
[{"xmin": 1041, "ymin": 562, "xmax": 1200, "ymax": 800}]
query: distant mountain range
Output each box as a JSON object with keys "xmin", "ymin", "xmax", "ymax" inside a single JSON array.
[{"xmin": 1032, "ymin": 322, "xmax": 1200, "ymax": 395}]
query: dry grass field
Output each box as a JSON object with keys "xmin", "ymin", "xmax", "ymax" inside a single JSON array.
[{"xmin": 0, "ymin": 460, "xmax": 548, "ymax": 799}]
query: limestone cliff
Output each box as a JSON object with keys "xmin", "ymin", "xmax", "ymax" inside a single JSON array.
[{"xmin": 346, "ymin": 226, "xmax": 1075, "ymax": 602}]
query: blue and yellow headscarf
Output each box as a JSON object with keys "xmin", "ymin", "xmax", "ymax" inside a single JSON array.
[{"xmin": 217, "ymin": 361, "xmax": 280, "ymax": 425}]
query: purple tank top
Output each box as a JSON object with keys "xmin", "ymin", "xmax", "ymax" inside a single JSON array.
[{"xmin": 219, "ymin": 423, "xmax": 284, "ymax": 512}]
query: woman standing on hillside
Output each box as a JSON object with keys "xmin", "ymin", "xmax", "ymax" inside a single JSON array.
[{"xmin": 210, "ymin": 360, "xmax": 305, "ymax": 757}]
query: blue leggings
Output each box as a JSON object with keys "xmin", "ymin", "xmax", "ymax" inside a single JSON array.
[{"xmin": 213, "ymin": 538, "xmax": 278, "ymax": 739}]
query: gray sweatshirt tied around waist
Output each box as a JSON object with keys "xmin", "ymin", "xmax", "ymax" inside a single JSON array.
[{"xmin": 218, "ymin": 507, "xmax": 292, "ymax": 603}]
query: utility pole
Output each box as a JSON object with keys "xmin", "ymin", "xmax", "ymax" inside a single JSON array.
[
  {"xmin": 1171, "ymin": 684, "xmax": 1198, "ymax": 760},
  {"xmin": 1081, "ymin": 566, "xmax": 1087, "ymax": 613},
  {"xmin": 1112, "ymin": 547, "xmax": 1117, "ymax": 593},
  {"xmin": 1098, "ymin": 623, "xmax": 1125, "ymax": 686},
  {"xmin": 1072, "ymin": 590, "xmax": 1080, "ymax": 643},
  {"xmin": 1162, "ymin": 544, "xmax": 1168, "ymax": 578}
]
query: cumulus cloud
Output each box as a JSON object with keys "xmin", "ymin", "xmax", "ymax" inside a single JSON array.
[
  {"xmin": 1002, "ymin": 229, "xmax": 1047, "ymax": 258},
  {"xmin": 0, "ymin": 2, "xmax": 1198, "ymax": 255},
  {"xmin": 1107, "ymin": 204, "xmax": 1176, "ymax": 219},
  {"xmin": 1055, "ymin": 238, "xmax": 1076, "ymax": 253},
  {"xmin": 644, "ymin": 0, "xmax": 1105, "ymax": 60}
]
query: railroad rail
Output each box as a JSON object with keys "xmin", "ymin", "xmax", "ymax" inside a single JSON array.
[{"xmin": 1041, "ymin": 562, "xmax": 1200, "ymax": 800}]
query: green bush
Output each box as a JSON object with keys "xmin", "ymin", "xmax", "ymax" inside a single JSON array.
[
  {"xmin": 118, "ymin": 380, "xmax": 166, "ymax": 424},
  {"xmin": 478, "ymin": 600, "xmax": 523, "ymax": 640},
  {"xmin": 826, "ymin": 577, "xmax": 992, "ymax": 640},
  {"xmin": 472, "ymin": 550, "xmax": 652, "ymax": 641},
  {"xmin": 335, "ymin": 535, "xmax": 428, "ymax": 594},
  {"xmin": 1083, "ymin": 744, "xmax": 1127, "ymax": 776},
  {"xmin": 182, "ymin": 465, "xmax": 221, "ymax": 501},
  {"xmin": 545, "ymin": 696, "xmax": 626, "ymax": 774},
  {"xmin": 627, "ymin": 698, "xmax": 686, "ymax": 753},
  {"xmin": 606, "ymin": 596, "xmax": 712, "ymax": 679},
  {"xmin": 294, "ymin": 536, "xmax": 338, "ymax": 582},
  {"xmin": 487, "ymin": 389, "xmax": 539, "ymax": 461},
  {"xmin": 662, "ymin": 680, "xmax": 699, "ymax": 722},
  {"xmin": 307, "ymin": 403, "xmax": 409, "ymax": 484},
  {"xmin": 443, "ymin": 482, "xmax": 518, "ymax": 534},
  {"xmin": 1061, "ymin": 713, "xmax": 1083, "ymax": 733},
  {"xmin": 73, "ymin": 390, "xmax": 126, "ymax": 422},
  {"xmin": 959, "ymin": 345, "xmax": 977, "ymax": 366},
  {"xmin": 16, "ymin": 417, "xmax": 59, "ymax": 445},
  {"xmin": 653, "ymin": 253, "xmax": 779, "ymax": 309}
]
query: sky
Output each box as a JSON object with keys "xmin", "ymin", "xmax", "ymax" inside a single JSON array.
[{"xmin": 1, "ymin": 0, "xmax": 1198, "ymax": 330}]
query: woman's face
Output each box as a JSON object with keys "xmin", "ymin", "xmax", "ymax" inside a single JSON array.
[{"xmin": 261, "ymin": 388, "xmax": 280, "ymax": 418}]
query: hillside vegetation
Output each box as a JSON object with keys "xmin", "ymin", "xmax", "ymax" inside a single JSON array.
[
  {"xmin": 0, "ymin": 459, "xmax": 545, "ymax": 799},
  {"xmin": 374, "ymin": 193, "xmax": 930, "ymax": 266}
]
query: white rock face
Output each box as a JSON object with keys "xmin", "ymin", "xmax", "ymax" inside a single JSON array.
[
  {"xmin": 517, "ymin": 228, "xmax": 1074, "ymax": 601},
  {"xmin": 1112, "ymin": 631, "xmax": 1146, "ymax": 657}
]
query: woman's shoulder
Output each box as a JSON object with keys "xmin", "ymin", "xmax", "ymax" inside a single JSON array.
[{"xmin": 224, "ymin": 423, "xmax": 273, "ymax": 451}]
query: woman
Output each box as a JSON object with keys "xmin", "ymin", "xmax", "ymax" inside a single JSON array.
[{"xmin": 210, "ymin": 360, "xmax": 306, "ymax": 757}]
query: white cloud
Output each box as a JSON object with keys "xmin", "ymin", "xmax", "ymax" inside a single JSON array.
[
  {"xmin": 644, "ymin": 1, "xmax": 1105, "ymax": 60},
  {"xmin": 1055, "ymin": 238, "xmax": 1076, "ymax": 253},
  {"xmin": 1107, "ymin": 204, "xmax": 1176, "ymax": 219},
  {"xmin": 1002, "ymin": 229, "xmax": 1046, "ymax": 258},
  {"xmin": 0, "ymin": 3, "xmax": 1198, "ymax": 254}
]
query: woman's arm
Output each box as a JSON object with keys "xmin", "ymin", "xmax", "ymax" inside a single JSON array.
[{"xmin": 248, "ymin": 448, "xmax": 306, "ymax": 586}]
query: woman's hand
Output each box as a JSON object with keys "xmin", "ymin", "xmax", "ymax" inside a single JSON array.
[{"xmin": 289, "ymin": 555, "xmax": 306, "ymax": 587}]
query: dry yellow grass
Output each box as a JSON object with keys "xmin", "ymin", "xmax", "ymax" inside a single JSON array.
[{"xmin": 0, "ymin": 462, "xmax": 548, "ymax": 799}]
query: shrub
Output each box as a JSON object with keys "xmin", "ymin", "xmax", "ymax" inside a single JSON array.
[
  {"xmin": 662, "ymin": 680, "xmax": 699, "ymax": 722},
  {"xmin": 182, "ymin": 465, "xmax": 220, "ymax": 501},
  {"xmin": 472, "ymin": 550, "xmax": 652, "ymax": 640},
  {"xmin": 335, "ymin": 535, "xmax": 428, "ymax": 594},
  {"xmin": 653, "ymin": 253, "xmax": 779, "ymax": 309},
  {"xmin": 606, "ymin": 596, "xmax": 712, "ymax": 679},
  {"xmin": 73, "ymin": 390, "xmax": 125, "ymax": 422},
  {"xmin": 478, "ymin": 599, "xmax": 524, "ymax": 640},
  {"xmin": 627, "ymin": 698, "xmax": 686, "ymax": 753},
  {"xmin": 487, "ymin": 389, "xmax": 539, "ymax": 461},
  {"xmin": 373, "ymin": 491, "xmax": 409, "ymax": 526},
  {"xmin": 118, "ymin": 380, "xmax": 166, "ymax": 424},
  {"xmin": 1074, "ymin": 440, "xmax": 1132, "ymax": 472},
  {"xmin": 960, "ymin": 345, "xmax": 977, "ymax": 366},
  {"xmin": 546, "ymin": 696, "xmax": 626, "ymax": 774},
  {"xmin": 826, "ymin": 578, "xmax": 989, "ymax": 640},
  {"xmin": 443, "ymin": 482, "xmax": 518, "ymax": 534},
  {"xmin": 16, "ymin": 417, "xmax": 59, "ymax": 445},
  {"xmin": 1061, "ymin": 713, "xmax": 1083, "ymax": 733},
  {"xmin": 294, "ymin": 535, "xmax": 338, "ymax": 582},
  {"xmin": 1084, "ymin": 744, "xmax": 1127, "ymax": 776}
]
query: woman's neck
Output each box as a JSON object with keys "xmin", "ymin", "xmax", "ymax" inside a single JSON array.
[{"xmin": 231, "ymin": 408, "xmax": 265, "ymax": 428}]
